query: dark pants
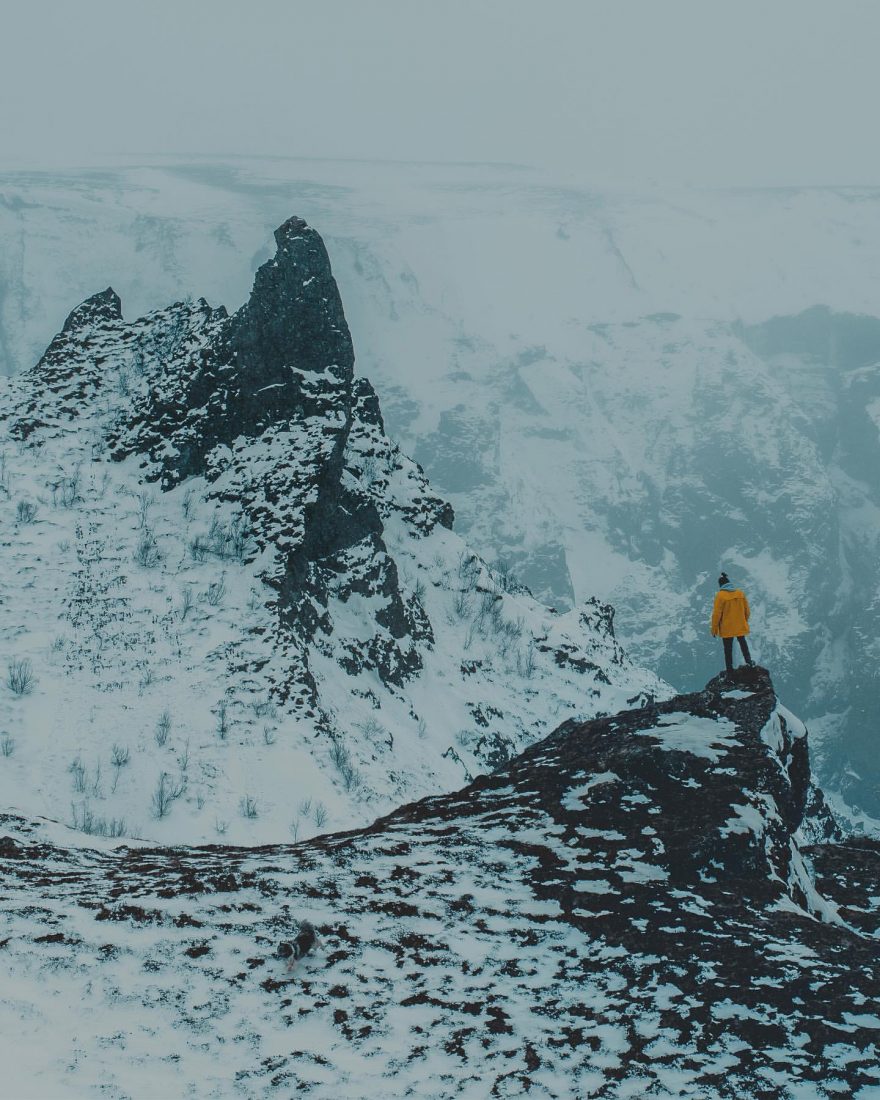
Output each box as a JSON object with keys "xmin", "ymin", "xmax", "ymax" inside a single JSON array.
[{"xmin": 722, "ymin": 636, "xmax": 752, "ymax": 671}]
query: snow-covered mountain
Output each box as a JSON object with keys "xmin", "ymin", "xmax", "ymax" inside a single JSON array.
[
  {"xmin": 2, "ymin": 667, "xmax": 876, "ymax": 1098},
  {"xmin": 1, "ymin": 159, "xmax": 879, "ymax": 814},
  {"xmin": 0, "ymin": 214, "xmax": 662, "ymax": 845},
  {"xmin": 1, "ymin": 197, "xmax": 876, "ymax": 1097}
]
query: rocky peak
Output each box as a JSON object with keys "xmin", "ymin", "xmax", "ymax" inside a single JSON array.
[
  {"xmin": 0, "ymin": 216, "xmax": 663, "ymax": 846},
  {"xmin": 106, "ymin": 217, "xmax": 355, "ymax": 483},
  {"xmin": 217, "ymin": 215, "xmax": 355, "ymax": 432},
  {"xmin": 61, "ymin": 286, "xmax": 122, "ymax": 334},
  {"xmin": 232, "ymin": 216, "xmax": 353, "ymax": 376}
]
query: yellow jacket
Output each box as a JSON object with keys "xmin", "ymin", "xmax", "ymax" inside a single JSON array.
[{"xmin": 711, "ymin": 586, "xmax": 750, "ymax": 638}]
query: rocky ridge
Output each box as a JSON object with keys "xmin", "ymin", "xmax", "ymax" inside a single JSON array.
[
  {"xmin": 0, "ymin": 668, "xmax": 876, "ymax": 1098},
  {"xmin": 0, "ymin": 217, "xmax": 663, "ymax": 843}
]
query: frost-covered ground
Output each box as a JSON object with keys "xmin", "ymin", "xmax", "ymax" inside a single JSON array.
[
  {"xmin": 2, "ymin": 158, "xmax": 878, "ymax": 812},
  {"xmin": 0, "ymin": 667, "xmax": 876, "ymax": 1099}
]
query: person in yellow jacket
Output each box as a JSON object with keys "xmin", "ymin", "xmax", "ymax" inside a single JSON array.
[{"xmin": 711, "ymin": 572, "xmax": 755, "ymax": 674}]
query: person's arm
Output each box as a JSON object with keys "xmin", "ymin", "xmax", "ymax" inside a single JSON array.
[
  {"xmin": 711, "ymin": 595, "xmax": 721, "ymax": 636},
  {"xmin": 744, "ymin": 595, "xmax": 750, "ymax": 622}
]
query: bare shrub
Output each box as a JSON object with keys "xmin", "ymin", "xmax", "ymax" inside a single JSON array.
[
  {"xmin": 252, "ymin": 698, "xmax": 277, "ymax": 719},
  {"xmin": 359, "ymin": 455, "xmax": 380, "ymax": 487},
  {"xmin": 215, "ymin": 818, "xmax": 228, "ymax": 836},
  {"xmin": 155, "ymin": 710, "xmax": 172, "ymax": 746},
  {"xmin": 189, "ymin": 535, "xmax": 209, "ymax": 563},
  {"xmin": 16, "ymin": 500, "xmax": 37, "ymax": 524},
  {"xmin": 50, "ymin": 469, "xmax": 81, "ymax": 508},
  {"xmin": 498, "ymin": 616, "xmax": 524, "ymax": 658},
  {"xmin": 358, "ymin": 716, "xmax": 392, "ymax": 750},
  {"xmin": 178, "ymin": 738, "xmax": 190, "ymax": 773},
  {"xmin": 7, "ymin": 658, "xmax": 36, "ymax": 696},
  {"xmin": 1, "ymin": 734, "xmax": 14, "ymax": 757},
  {"xmin": 182, "ymin": 487, "xmax": 196, "ymax": 521},
  {"xmin": 340, "ymin": 761, "xmax": 362, "ymax": 791},
  {"xmin": 330, "ymin": 740, "xmax": 363, "ymax": 791},
  {"xmin": 490, "ymin": 558, "xmax": 520, "ymax": 594},
  {"xmin": 263, "ymin": 725, "xmax": 276, "ymax": 746},
  {"xmin": 151, "ymin": 771, "xmax": 185, "ymax": 819},
  {"xmin": 69, "ymin": 756, "xmax": 86, "ymax": 793},
  {"xmin": 191, "ymin": 516, "xmax": 251, "ymax": 563},
  {"xmin": 134, "ymin": 490, "xmax": 153, "ymax": 528},
  {"xmin": 312, "ymin": 802, "xmax": 328, "ymax": 829},
  {"xmin": 474, "ymin": 591, "xmax": 500, "ymax": 637},
  {"xmin": 522, "ymin": 639, "xmax": 537, "ymax": 679},
  {"xmin": 180, "ymin": 585, "xmax": 194, "ymax": 620},
  {"xmin": 71, "ymin": 802, "xmax": 126, "ymax": 837},
  {"xmin": 298, "ymin": 797, "xmax": 313, "ymax": 818},
  {"xmin": 216, "ymin": 700, "xmax": 229, "ymax": 739},
  {"xmin": 209, "ymin": 515, "xmax": 250, "ymax": 562},
  {"xmin": 205, "ymin": 576, "xmax": 226, "ymax": 607},
  {"xmin": 240, "ymin": 795, "xmax": 258, "ymax": 819},
  {"xmin": 458, "ymin": 551, "xmax": 481, "ymax": 588},
  {"xmin": 452, "ymin": 588, "xmax": 471, "ymax": 619},
  {"xmin": 134, "ymin": 527, "xmax": 161, "ymax": 568},
  {"xmin": 329, "ymin": 739, "xmax": 350, "ymax": 770},
  {"xmin": 110, "ymin": 744, "xmax": 129, "ymax": 792}
]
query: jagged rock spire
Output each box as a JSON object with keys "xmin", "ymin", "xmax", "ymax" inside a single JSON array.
[{"xmin": 61, "ymin": 287, "xmax": 122, "ymax": 333}]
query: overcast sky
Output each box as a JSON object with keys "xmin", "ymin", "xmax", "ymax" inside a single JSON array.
[{"xmin": 2, "ymin": 0, "xmax": 879, "ymax": 186}]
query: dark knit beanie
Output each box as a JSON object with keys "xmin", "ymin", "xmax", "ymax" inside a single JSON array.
[{"xmin": 718, "ymin": 572, "xmax": 730, "ymax": 587}]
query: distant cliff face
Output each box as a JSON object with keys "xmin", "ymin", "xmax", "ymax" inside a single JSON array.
[
  {"xmin": 0, "ymin": 668, "xmax": 874, "ymax": 1098},
  {"xmin": 0, "ymin": 217, "xmax": 665, "ymax": 845},
  {"xmin": 411, "ymin": 306, "xmax": 880, "ymax": 819}
]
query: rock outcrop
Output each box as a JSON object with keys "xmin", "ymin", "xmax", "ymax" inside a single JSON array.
[
  {"xmin": 0, "ymin": 669, "xmax": 875, "ymax": 1098},
  {"xmin": 0, "ymin": 218, "xmax": 664, "ymax": 842}
]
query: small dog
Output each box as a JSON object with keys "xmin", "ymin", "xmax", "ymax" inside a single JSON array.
[{"xmin": 276, "ymin": 920, "xmax": 322, "ymax": 971}]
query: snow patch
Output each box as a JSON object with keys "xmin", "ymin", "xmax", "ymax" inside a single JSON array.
[{"xmin": 638, "ymin": 712, "xmax": 738, "ymax": 762}]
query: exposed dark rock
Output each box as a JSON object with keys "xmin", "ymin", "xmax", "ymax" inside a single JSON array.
[
  {"xmin": 61, "ymin": 287, "xmax": 122, "ymax": 334},
  {"xmin": 15, "ymin": 219, "xmax": 454, "ymax": 700}
]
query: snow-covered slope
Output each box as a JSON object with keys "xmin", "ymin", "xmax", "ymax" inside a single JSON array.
[
  {"xmin": 0, "ymin": 215, "xmax": 663, "ymax": 845},
  {"xmin": 1, "ymin": 667, "xmax": 876, "ymax": 1098},
  {"xmin": 2, "ymin": 159, "xmax": 879, "ymax": 812}
]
